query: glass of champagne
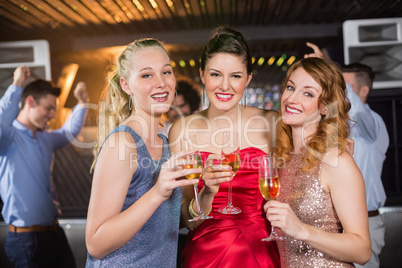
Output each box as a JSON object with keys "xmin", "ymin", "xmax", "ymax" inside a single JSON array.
[
  {"xmin": 182, "ymin": 135, "xmax": 213, "ymax": 222},
  {"xmin": 259, "ymin": 153, "xmax": 286, "ymax": 241},
  {"xmin": 219, "ymin": 132, "xmax": 241, "ymax": 214}
]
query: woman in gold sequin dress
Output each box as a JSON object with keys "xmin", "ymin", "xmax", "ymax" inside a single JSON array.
[{"xmin": 264, "ymin": 57, "xmax": 371, "ymax": 267}]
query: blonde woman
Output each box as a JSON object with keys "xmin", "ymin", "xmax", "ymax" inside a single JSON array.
[{"xmin": 85, "ymin": 38, "xmax": 199, "ymax": 267}]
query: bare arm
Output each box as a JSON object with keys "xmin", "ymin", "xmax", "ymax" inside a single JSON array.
[
  {"xmin": 86, "ymin": 131, "xmax": 199, "ymax": 259},
  {"xmin": 264, "ymin": 150, "xmax": 371, "ymax": 264}
]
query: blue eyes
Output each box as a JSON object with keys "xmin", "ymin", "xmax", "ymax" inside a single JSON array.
[
  {"xmin": 305, "ymin": 92, "xmax": 313, "ymax": 97},
  {"xmin": 286, "ymin": 85, "xmax": 314, "ymax": 97},
  {"xmin": 286, "ymin": 86, "xmax": 295, "ymax": 91}
]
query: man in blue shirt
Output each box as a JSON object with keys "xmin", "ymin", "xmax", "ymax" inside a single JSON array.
[
  {"xmin": 343, "ymin": 63, "xmax": 389, "ymax": 268},
  {"xmin": 0, "ymin": 65, "xmax": 88, "ymax": 267}
]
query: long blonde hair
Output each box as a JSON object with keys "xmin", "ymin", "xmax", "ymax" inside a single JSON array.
[
  {"xmin": 274, "ymin": 57, "xmax": 351, "ymax": 171},
  {"xmin": 91, "ymin": 38, "xmax": 168, "ymax": 170}
]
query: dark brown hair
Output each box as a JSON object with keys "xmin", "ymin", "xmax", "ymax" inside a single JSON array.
[
  {"xmin": 200, "ymin": 26, "xmax": 252, "ymax": 74},
  {"xmin": 21, "ymin": 79, "xmax": 61, "ymax": 108}
]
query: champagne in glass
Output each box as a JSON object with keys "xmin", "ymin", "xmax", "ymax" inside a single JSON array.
[
  {"xmin": 219, "ymin": 132, "xmax": 242, "ymax": 214},
  {"xmin": 184, "ymin": 153, "xmax": 203, "ymax": 180},
  {"xmin": 182, "ymin": 135, "xmax": 213, "ymax": 222},
  {"xmin": 259, "ymin": 154, "xmax": 286, "ymax": 241},
  {"xmin": 221, "ymin": 153, "xmax": 241, "ymax": 175},
  {"xmin": 259, "ymin": 175, "xmax": 280, "ymax": 201}
]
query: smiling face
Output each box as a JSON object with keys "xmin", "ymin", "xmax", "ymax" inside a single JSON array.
[
  {"xmin": 27, "ymin": 94, "xmax": 57, "ymax": 131},
  {"xmin": 281, "ymin": 67, "xmax": 324, "ymax": 130},
  {"xmin": 200, "ymin": 53, "xmax": 251, "ymax": 112},
  {"xmin": 120, "ymin": 46, "xmax": 176, "ymax": 116}
]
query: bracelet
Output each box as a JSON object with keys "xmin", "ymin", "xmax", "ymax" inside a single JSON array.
[
  {"xmin": 188, "ymin": 198, "xmax": 213, "ymax": 217},
  {"xmin": 188, "ymin": 198, "xmax": 198, "ymax": 218}
]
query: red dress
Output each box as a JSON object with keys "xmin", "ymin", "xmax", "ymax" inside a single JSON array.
[{"xmin": 181, "ymin": 148, "xmax": 280, "ymax": 268}]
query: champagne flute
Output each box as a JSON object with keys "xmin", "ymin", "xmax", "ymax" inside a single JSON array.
[
  {"xmin": 181, "ymin": 135, "xmax": 213, "ymax": 222},
  {"xmin": 259, "ymin": 153, "xmax": 286, "ymax": 241},
  {"xmin": 219, "ymin": 132, "xmax": 241, "ymax": 214}
]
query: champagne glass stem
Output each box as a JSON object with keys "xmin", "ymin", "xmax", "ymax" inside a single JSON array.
[
  {"xmin": 227, "ymin": 179, "xmax": 234, "ymax": 208},
  {"xmin": 262, "ymin": 224, "xmax": 286, "ymax": 241},
  {"xmin": 193, "ymin": 184, "xmax": 202, "ymax": 214},
  {"xmin": 188, "ymin": 183, "xmax": 212, "ymax": 222},
  {"xmin": 219, "ymin": 174, "xmax": 241, "ymax": 214}
]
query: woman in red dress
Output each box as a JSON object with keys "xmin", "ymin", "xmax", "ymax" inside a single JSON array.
[{"xmin": 169, "ymin": 26, "xmax": 280, "ymax": 267}]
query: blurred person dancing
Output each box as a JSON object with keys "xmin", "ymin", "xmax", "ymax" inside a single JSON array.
[{"xmin": 0, "ymin": 65, "xmax": 88, "ymax": 267}]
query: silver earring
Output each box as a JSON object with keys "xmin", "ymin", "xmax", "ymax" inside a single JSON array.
[
  {"xmin": 202, "ymin": 86, "xmax": 209, "ymax": 107},
  {"xmin": 175, "ymin": 91, "xmax": 178, "ymax": 98},
  {"xmin": 241, "ymin": 88, "xmax": 247, "ymax": 108},
  {"xmin": 128, "ymin": 94, "xmax": 133, "ymax": 111}
]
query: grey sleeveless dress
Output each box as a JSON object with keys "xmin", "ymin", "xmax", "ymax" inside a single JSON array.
[{"xmin": 86, "ymin": 125, "xmax": 182, "ymax": 267}]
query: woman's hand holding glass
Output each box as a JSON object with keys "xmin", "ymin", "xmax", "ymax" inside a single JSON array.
[
  {"xmin": 259, "ymin": 154, "xmax": 286, "ymax": 241},
  {"xmin": 264, "ymin": 200, "xmax": 309, "ymax": 241},
  {"xmin": 181, "ymin": 136, "xmax": 213, "ymax": 222},
  {"xmin": 202, "ymin": 154, "xmax": 234, "ymax": 196},
  {"xmin": 155, "ymin": 151, "xmax": 201, "ymax": 202}
]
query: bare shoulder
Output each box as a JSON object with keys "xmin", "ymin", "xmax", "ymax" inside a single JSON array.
[
  {"xmin": 242, "ymin": 107, "xmax": 278, "ymax": 135},
  {"xmin": 265, "ymin": 109, "xmax": 279, "ymax": 120},
  {"xmin": 102, "ymin": 128, "xmax": 136, "ymax": 150},
  {"xmin": 321, "ymin": 148, "xmax": 362, "ymax": 190},
  {"xmin": 95, "ymin": 128, "xmax": 138, "ymax": 176},
  {"xmin": 322, "ymin": 148, "xmax": 355, "ymax": 169},
  {"xmin": 169, "ymin": 117, "xmax": 184, "ymax": 141},
  {"xmin": 169, "ymin": 111, "xmax": 207, "ymax": 139},
  {"xmin": 243, "ymin": 107, "xmax": 278, "ymax": 123},
  {"xmin": 169, "ymin": 110, "xmax": 208, "ymax": 152},
  {"xmin": 241, "ymin": 107, "xmax": 278, "ymax": 150}
]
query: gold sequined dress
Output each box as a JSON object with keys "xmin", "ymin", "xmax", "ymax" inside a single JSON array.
[{"xmin": 276, "ymin": 151, "xmax": 354, "ymax": 267}]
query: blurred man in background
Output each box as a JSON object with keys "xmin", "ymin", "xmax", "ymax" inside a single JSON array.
[{"xmin": 0, "ymin": 65, "xmax": 89, "ymax": 267}]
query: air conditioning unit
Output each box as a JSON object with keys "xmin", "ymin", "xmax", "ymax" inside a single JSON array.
[
  {"xmin": 343, "ymin": 18, "xmax": 402, "ymax": 89},
  {"xmin": 0, "ymin": 40, "xmax": 51, "ymax": 97}
]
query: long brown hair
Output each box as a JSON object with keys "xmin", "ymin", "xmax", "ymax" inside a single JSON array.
[{"xmin": 274, "ymin": 57, "xmax": 351, "ymax": 171}]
